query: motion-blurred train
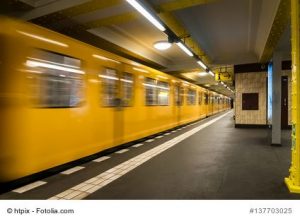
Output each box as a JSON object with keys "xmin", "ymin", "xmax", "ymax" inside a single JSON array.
[{"xmin": 0, "ymin": 17, "xmax": 231, "ymax": 183}]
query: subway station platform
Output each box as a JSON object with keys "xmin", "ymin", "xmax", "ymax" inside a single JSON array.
[{"xmin": 1, "ymin": 110, "xmax": 299, "ymax": 200}]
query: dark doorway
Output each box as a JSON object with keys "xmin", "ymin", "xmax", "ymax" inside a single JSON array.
[{"xmin": 281, "ymin": 76, "xmax": 289, "ymax": 129}]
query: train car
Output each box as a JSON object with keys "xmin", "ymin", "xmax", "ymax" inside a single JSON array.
[{"xmin": 0, "ymin": 17, "xmax": 231, "ymax": 183}]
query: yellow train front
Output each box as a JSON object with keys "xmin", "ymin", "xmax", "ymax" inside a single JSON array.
[{"xmin": 0, "ymin": 17, "xmax": 231, "ymax": 184}]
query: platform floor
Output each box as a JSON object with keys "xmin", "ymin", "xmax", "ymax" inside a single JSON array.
[{"xmin": 1, "ymin": 110, "xmax": 300, "ymax": 200}]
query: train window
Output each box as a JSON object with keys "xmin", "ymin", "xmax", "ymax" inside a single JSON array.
[
  {"xmin": 157, "ymin": 81, "xmax": 169, "ymax": 106},
  {"xmin": 121, "ymin": 73, "xmax": 134, "ymax": 106},
  {"xmin": 26, "ymin": 50, "xmax": 84, "ymax": 108},
  {"xmin": 187, "ymin": 89, "xmax": 196, "ymax": 105},
  {"xmin": 145, "ymin": 77, "xmax": 157, "ymax": 105},
  {"xmin": 100, "ymin": 68, "xmax": 118, "ymax": 107},
  {"xmin": 198, "ymin": 92, "xmax": 202, "ymax": 105},
  {"xmin": 204, "ymin": 93, "xmax": 208, "ymax": 105}
]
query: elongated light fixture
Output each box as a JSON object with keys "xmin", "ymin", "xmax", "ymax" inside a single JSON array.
[
  {"xmin": 208, "ymin": 70, "xmax": 215, "ymax": 77},
  {"xmin": 176, "ymin": 42, "xmax": 193, "ymax": 57},
  {"xmin": 126, "ymin": 0, "xmax": 165, "ymax": 31},
  {"xmin": 197, "ymin": 60, "xmax": 207, "ymax": 69},
  {"xmin": 153, "ymin": 41, "xmax": 172, "ymax": 50}
]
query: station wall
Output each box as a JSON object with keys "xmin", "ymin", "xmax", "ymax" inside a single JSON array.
[
  {"xmin": 235, "ymin": 72, "xmax": 267, "ymax": 126},
  {"xmin": 234, "ymin": 67, "xmax": 292, "ymax": 127}
]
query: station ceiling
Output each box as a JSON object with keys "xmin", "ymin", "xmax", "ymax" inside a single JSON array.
[{"xmin": 1, "ymin": 0, "xmax": 291, "ymax": 97}]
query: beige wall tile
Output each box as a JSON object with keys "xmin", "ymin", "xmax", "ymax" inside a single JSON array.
[{"xmin": 235, "ymin": 72, "xmax": 267, "ymax": 125}]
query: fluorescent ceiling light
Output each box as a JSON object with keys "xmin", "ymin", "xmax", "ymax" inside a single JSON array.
[
  {"xmin": 176, "ymin": 42, "xmax": 193, "ymax": 57},
  {"xmin": 197, "ymin": 60, "xmax": 207, "ymax": 69},
  {"xmin": 153, "ymin": 41, "xmax": 172, "ymax": 50},
  {"xmin": 26, "ymin": 60, "xmax": 84, "ymax": 74},
  {"xmin": 133, "ymin": 67, "xmax": 149, "ymax": 73},
  {"xmin": 18, "ymin": 30, "xmax": 68, "ymax": 47},
  {"xmin": 208, "ymin": 70, "xmax": 214, "ymax": 76},
  {"xmin": 93, "ymin": 54, "xmax": 120, "ymax": 64},
  {"xmin": 126, "ymin": 0, "xmax": 165, "ymax": 31},
  {"xmin": 198, "ymin": 72, "xmax": 208, "ymax": 77}
]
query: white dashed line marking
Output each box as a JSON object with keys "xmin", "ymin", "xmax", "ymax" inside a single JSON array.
[
  {"xmin": 13, "ymin": 181, "xmax": 47, "ymax": 193},
  {"xmin": 145, "ymin": 139, "xmax": 154, "ymax": 143},
  {"xmin": 61, "ymin": 166, "xmax": 85, "ymax": 175},
  {"xmin": 156, "ymin": 135, "xmax": 164, "ymax": 139},
  {"xmin": 115, "ymin": 149, "xmax": 129, "ymax": 154},
  {"xmin": 165, "ymin": 133, "xmax": 171, "ymax": 135},
  {"xmin": 132, "ymin": 143, "xmax": 143, "ymax": 148},
  {"xmin": 48, "ymin": 111, "xmax": 231, "ymax": 200},
  {"xmin": 93, "ymin": 156, "xmax": 110, "ymax": 162}
]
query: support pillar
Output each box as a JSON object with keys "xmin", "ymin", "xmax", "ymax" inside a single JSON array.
[
  {"xmin": 285, "ymin": 0, "xmax": 300, "ymax": 193},
  {"xmin": 271, "ymin": 52, "xmax": 281, "ymax": 145}
]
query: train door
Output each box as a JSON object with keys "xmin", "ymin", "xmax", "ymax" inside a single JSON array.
[
  {"xmin": 208, "ymin": 93, "xmax": 213, "ymax": 115},
  {"xmin": 119, "ymin": 72, "xmax": 135, "ymax": 142},
  {"xmin": 174, "ymin": 84, "xmax": 184, "ymax": 125},
  {"xmin": 204, "ymin": 92, "xmax": 209, "ymax": 117},
  {"xmin": 198, "ymin": 91, "xmax": 203, "ymax": 117},
  {"xmin": 100, "ymin": 68, "xmax": 124, "ymax": 146}
]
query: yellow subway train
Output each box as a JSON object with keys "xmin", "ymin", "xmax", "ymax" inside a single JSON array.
[{"xmin": 0, "ymin": 17, "xmax": 231, "ymax": 183}]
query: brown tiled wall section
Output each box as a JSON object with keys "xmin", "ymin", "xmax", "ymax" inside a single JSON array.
[{"xmin": 235, "ymin": 72, "xmax": 267, "ymax": 125}]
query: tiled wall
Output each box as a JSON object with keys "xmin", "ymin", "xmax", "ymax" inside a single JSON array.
[
  {"xmin": 235, "ymin": 71, "xmax": 292, "ymax": 126},
  {"xmin": 235, "ymin": 72, "xmax": 267, "ymax": 125}
]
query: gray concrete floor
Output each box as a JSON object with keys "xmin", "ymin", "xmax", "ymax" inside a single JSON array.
[
  {"xmin": 1, "ymin": 110, "xmax": 300, "ymax": 199},
  {"xmin": 86, "ymin": 112, "xmax": 299, "ymax": 199}
]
